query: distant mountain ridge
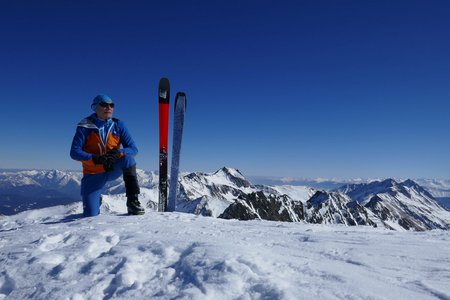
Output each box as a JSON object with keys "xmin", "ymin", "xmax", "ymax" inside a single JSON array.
[
  {"xmin": 0, "ymin": 170, "xmax": 82, "ymax": 215},
  {"xmin": 249, "ymin": 175, "xmax": 450, "ymax": 198},
  {"xmin": 249, "ymin": 175, "xmax": 450, "ymax": 210},
  {"xmin": 1, "ymin": 168, "xmax": 449, "ymax": 231}
]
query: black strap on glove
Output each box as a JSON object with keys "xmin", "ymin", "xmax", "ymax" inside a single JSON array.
[{"xmin": 91, "ymin": 149, "xmax": 121, "ymax": 172}]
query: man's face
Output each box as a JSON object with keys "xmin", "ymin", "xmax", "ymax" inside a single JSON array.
[{"xmin": 95, "ymin": 102, "xmax": 114, "ymax": 120}]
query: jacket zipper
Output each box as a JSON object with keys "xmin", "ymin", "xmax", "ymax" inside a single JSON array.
[
  {"xmin": 97, "ymin": 143, "xmax": 103, "ymax": 155},
  {"xmin": 95, "ymin": 121, "xmax": 114, "ymax": 155}
]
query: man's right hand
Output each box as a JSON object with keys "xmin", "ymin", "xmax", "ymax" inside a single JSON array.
[
  {"xmin": 92, "ymin": 154, "xmax": 116, "ymax": 172},
  {"xmin": 92, "ymin": 154, "xmax": 108, "ymax": 165}
]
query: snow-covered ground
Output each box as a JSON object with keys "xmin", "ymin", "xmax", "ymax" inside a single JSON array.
[{"xmin": 1, "ymin": 203, "xmax": 450, "ymax": 300}]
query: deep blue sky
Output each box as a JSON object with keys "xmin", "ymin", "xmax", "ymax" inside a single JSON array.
[{"xmin": 1, "ymin": 0, "xmax": 449, "ymax": 179}]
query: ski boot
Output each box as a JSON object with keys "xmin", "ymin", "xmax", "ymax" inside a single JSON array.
[
  {"xmin": 127, "ymin": 194, "xmax": 145, "ymax": 215},
  {"xmin": 123, "ymin": 165, "xmax": 144, "ymax": 215}
]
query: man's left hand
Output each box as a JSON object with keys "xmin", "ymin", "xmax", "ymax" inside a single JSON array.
[{"xmin": 103, "ymin": 149, "xmax": 121, "ymax": 172}]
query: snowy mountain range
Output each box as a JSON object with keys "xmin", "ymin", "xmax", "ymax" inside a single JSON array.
[
  {"xmin": 1, "ymin": 168, "xmax": 449, "ymax": 231},
  {"xmin": 0, "ymin": 170, "xmax": 82, "ymax": 215},
  {"xmin": 251, "ymin": 175, "xmax": 450, "ymax": 199}
]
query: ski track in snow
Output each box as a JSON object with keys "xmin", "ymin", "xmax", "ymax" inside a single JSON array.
[{"xmin": 1, "ymin": 204, "xmax": 450, "ymax": 300}]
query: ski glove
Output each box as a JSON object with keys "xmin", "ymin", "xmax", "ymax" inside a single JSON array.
[
  {"xmin": 92, "ymin": 154, "xmax": 108, "ymax": 165},
  {"xmin": 102, "ymin": 149, "xmax": 121, "ymax": 172},
  {"xmin": 92, "ymin": 152, "xmax": 117, "ymax": 172},
  {"xmin": 103, "ymin": 160, "xmax": 115, "ymax": 172},
  {"xmin": 106, "ymin": 149, "xmax": 121, "ymax": 162}
]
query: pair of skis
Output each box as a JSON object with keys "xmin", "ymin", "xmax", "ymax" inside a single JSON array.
[{"xmin": 158, "ymin": 77, "xmax": 187, "ymax": 212}]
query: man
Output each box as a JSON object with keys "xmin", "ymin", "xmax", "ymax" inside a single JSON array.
[{"xmin": 70, "ymin": 94, "xmax": 145, "ymax": 217}]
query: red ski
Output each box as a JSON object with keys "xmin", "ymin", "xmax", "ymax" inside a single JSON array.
[{"xmin": 158, "ymin": 77, "xmax": 170, "ymax": 212}]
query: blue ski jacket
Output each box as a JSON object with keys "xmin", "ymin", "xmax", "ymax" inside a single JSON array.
[{"xmin": 70, "ymin": 114, "xmax": 138, "ymax": 174}]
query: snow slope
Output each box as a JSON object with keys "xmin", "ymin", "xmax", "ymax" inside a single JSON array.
[
  {"xmin": 265, "ymin": 185, "xmax": 315, "ymax": 203},
  {"xmin": 1, "ymin": 203, "xmax": 450, "ymax": 299}
]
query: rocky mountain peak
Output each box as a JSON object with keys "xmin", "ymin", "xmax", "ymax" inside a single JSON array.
[{"xmin": 211, "ymin": 167, "xmax": 251, "ymax": 188}]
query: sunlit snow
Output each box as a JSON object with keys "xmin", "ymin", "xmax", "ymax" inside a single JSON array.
[{"xmin": 1, "ymin": 202, "xmax": 450, "ymax": 299}]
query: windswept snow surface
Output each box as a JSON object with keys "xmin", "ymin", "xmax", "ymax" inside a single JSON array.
[{"xmin": 1, "ymin": 204, "xmax": 450, "ymax": 299}]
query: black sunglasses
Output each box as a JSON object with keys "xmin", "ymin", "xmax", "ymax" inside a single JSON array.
[{"xmin": 99, "ymin": 102, "xmax": 115, "ymax": 108}]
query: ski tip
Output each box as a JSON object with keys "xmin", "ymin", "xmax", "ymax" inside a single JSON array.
[
  {"xmin": 159, "ymin": 77, "xmax": 170, "ymax": 103},
  {"xmin": 159, "ymin": 77, "xmax": 170, "ymax": 85},
  {"xmin": 174, "ymin": 92, "xmax": 187, "ymax": 111}
]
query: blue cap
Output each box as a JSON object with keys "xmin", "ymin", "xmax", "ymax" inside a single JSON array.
[{"xmin": 91, "ymin": 94, "xmax": 113, "ymax": 111}]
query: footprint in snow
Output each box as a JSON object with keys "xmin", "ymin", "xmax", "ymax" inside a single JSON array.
[{"xmin": 85, "ymin": 230, "xmax": 120, "ymax": 259}]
